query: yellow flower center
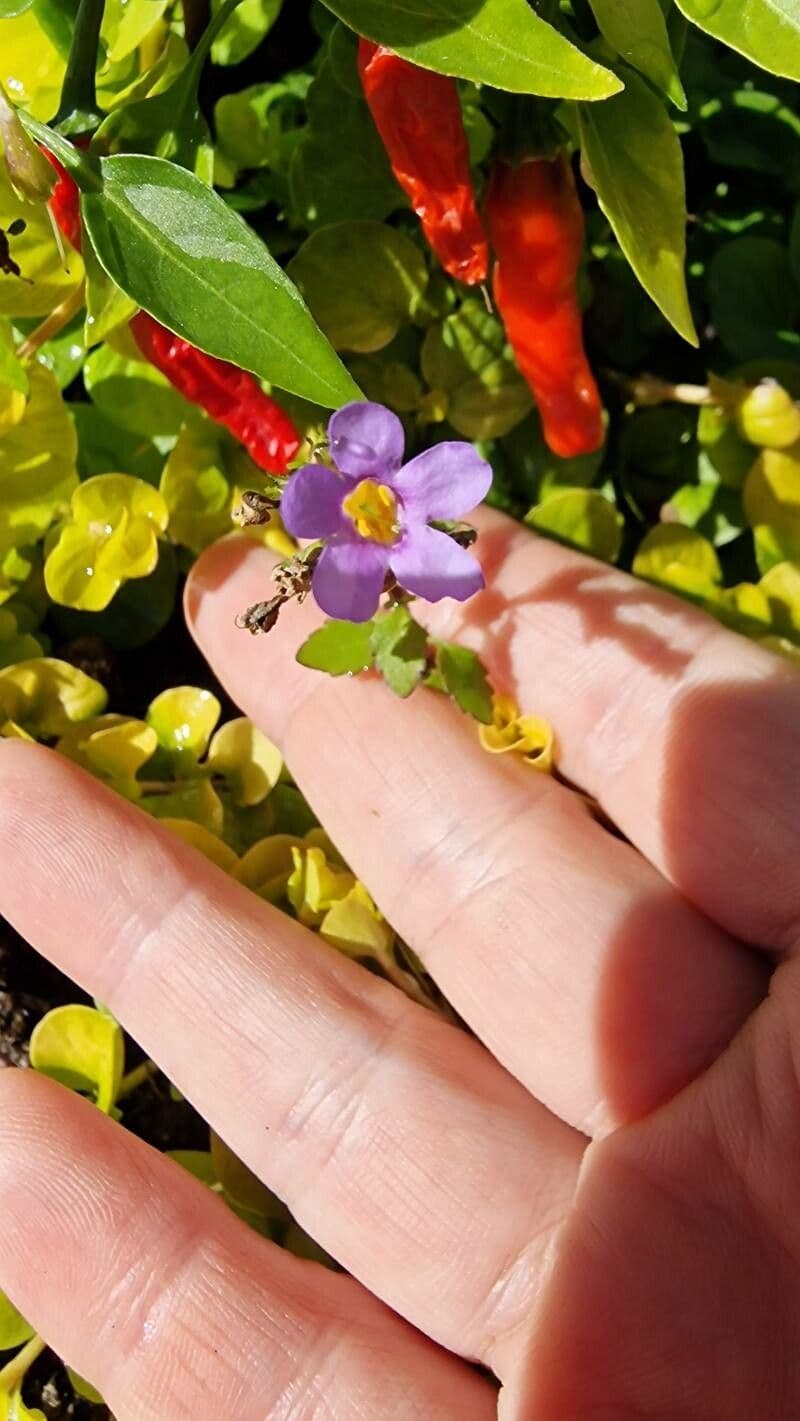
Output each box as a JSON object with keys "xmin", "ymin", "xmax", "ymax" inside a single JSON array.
[{"xmin": 342, "ymin": 479, "xmax": 400, "ymax": 545}]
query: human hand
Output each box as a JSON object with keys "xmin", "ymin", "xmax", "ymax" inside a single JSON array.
[{"xmin": 0, "ymin": 505, "xmax": 798, "ymax": 1419}]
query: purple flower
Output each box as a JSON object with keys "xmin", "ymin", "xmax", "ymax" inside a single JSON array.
[{"xmin": 280, "ymin": 402, "xmax": 492, "ymax": 622}]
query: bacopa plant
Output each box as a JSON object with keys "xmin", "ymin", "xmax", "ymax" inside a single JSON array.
[{"xmin": 1, "ymin": 0, "xmax": 800, "ymax": 1411}]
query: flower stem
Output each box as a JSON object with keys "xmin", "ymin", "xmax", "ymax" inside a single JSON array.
[
  {"xmin": 18, "ymin": 282, "xmax": 85, "ymax": 362},
  {"xmin": 117, "ymin": 1059, "xmax": 158, "ymax": 1101},
  {"xmin": 0, "ymin": 1334, "xmax": 46, "ymax": 1394}
]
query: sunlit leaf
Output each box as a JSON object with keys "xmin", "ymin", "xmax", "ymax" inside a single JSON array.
[
  {"xmin": 161, "ymin": 817, "xmax": 239, "ymax": 871},
  {"xmin": 319, "ymin": 0, "xmax": 621, "ymax": 99},
  {"xmin": 0, "ymin": 657, "xmax": 107, "ymax": 736},
  {"xmin": 45, "ymin": 473, "xmax": 169, "ymax": 612},
  {"xmin": 29, "ymin": 1003, "xmax": 124, "ymax": 1114},
  {"xmin": 146, "ymin": 685, "xmax": 222, "ymax": 768},
  {"xmin": 527, "ymin": 488, "xmax": 623, "ymax": 563},
  {"xmin": 675, "ymin": 0, "xmax": 800, "ymax": 83},
  {"xmin": 81, "ymin": 154, "xmax": 361, "ymax": 408},
  {"xmin": 207, "ymin": 717, "xmax": 284, "ymax": 806},
  {"xmin": 578, "ymin": 66, "xmax": 697, "ymax": 345},
  {"xmin": 633, "ymin": 524, "xmax": 722, "ymax": 595}
]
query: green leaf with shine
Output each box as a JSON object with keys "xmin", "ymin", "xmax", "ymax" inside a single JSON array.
[
  {"xmin": 675, "ymin": 0, "xmax": 800, "ymax": 84},
  {"xmin": 29, "ymin": 1003, "xmax": 125, "ymax": 1113},
  {"xmin": 588, "ymin": 0, "xmax": 685, "ymax": 107},
  {"xmin": 435, "ymin": 642, "xmax": 493, "ymax": 722},
  {"xmin": 371, "ymin": 605, "xmax": 428, "ymax": 698},
  {"xmin": 578, "ymin": 66, "xmax": 697, "ymax": 346},
  {"xmin": 81, "ymin": 154, "xmax": 361, "ymax": 408},
  {"xmin": 526, "ymin": 489, "xmax": 623, "ymax": 563},
  {"xmin": 319, "ymin": 0, "xmax": 621, "ymax": 99},
  {"xmin": 297, "ymin": 619, "xmax": 376, "ymax": 675}
]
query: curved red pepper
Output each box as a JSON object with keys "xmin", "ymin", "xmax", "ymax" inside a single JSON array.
[
  {"xmin": 358, "ymin": 40, "xmax": 489, "ymax": 287},
  {"xmin": 43, "ymin": 147, "xmax": 301, "ymax": 475},
  {"xmin": 487, "ymin": 155, "xmax": 604, "ymax": 459},
  {"xmin": 129, "ymin": 312, "xmax": 301, "ymax": 474}
]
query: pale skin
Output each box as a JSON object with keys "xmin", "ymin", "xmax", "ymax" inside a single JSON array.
[{"xmin": 0, "ymin": 504, "xmax": 798, "ymax": 1418}]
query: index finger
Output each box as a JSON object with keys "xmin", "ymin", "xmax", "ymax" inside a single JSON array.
[{"xmin": 420, "ymin": 507, "xmax": 800, "ymax": 955}]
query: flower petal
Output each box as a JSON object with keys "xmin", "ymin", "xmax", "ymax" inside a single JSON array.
[
  {"xmin": 389, "ymin": 525, "xmax": 485, "ymax": 604},
  {"xmin": 280, "ymin": 463, "xmax": 347, "ymax": 539},
  {"xmin": 391, "ymin": 443, "xmax": 492, "ymax": 522},
  {"xmin": 328, "ymin": 402, "xmax": 405, "ymax": 480},
  {"xmin": 312, "ymin": 537, "xmax": 390, "ymax": 622}
]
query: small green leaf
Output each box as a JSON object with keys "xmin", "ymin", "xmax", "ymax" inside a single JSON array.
[
  {"xmin": 421, "ymin": 298, "xmax": 532, "ymax": 440},
  {"xmin": 0, "ymin": 1290, "xmax": 34, "ymax": 1351},
  {"xmin": 675, "ymin": 0, "xmax": 800, "ymax": 84},
  {"xmin": 160, "ymin": 421, "xmax": 235, "ymax": 554},
  {"xmin": 633, "ymin": 524, "xmax": 722, "ymax": 595},
  {"xmin": 289, "ymin": 221, "xmax": 428, "ymax": 354},
  {"xmin": 81, "ymin": 154, "xmax": 361, "ymax": 408},
  {"xmin": 587, "ymin": 0, "xmax": 685, "ymax": 108},
  {"xmin": 211, "ymin": 0, "xmax": 281, "ymax": 65},
  {"xmin": 527, "ymin": 488, "xmax": 623, "ymax": 563},
  {"xmin": 45, "ymin": 474, "xmax": 169, "ymax": 612},
  {"xmin": 371, "ymin": 605, "xmax": 428, "ymax": 698},
  {"xmin": 319, "ymin": 0, "xmax": 621, "ymax": 99},
  {"xmin": 29, "ymin": 1003, "xmax": 125, "ymax": 1114},
  {"xmin": 207, "ymin": 717, "xmax": 284, "ymax": 806},
  {"xmin": 578, "ymin": 66, "xmax": 697, "ymax": 346},
  {"xmin": 146, "ymin": 685, "xmax": 222, "ymax": 769},
  {"xmin": 0, "ymin": 658, "xmax": 107, "ymax": 736},
  {"xmin": 435, "ymin": 642, "xmax": 493, "ymax": 722},
  {"xmin": 743, "ymin": 446, "xmax": 800, "ymax": 572},
  {"xmin": 297, "ymin": 619, "xmax": 376, "ymax": 675}
]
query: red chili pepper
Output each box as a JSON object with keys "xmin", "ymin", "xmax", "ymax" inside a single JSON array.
[
  {"xmin": 486, "ymin": 154, "xmax": 604, "ymax": 459},
  {"xmin": 42, "ymin": 147, "xmax": 83, "ymax": 251},
  {"xmin": 43, "ymin": 148, "xmax": 301, "ymax": 475},
  {"xmin": 129, "ymin": 313, "xmax": 301, "ymax": 474},
  {"xmin": 358, "ymin": 39, "xmax": 489, "ymax": 287}
]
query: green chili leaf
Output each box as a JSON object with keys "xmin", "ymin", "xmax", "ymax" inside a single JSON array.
[
  {"xmin": 318, "ymin": 0, "xmax": 621, "ymax": 100},
  {"xmin": 675, "ymin": 0, "xmax": 800, "ymax": 84},
  {"xmin": 435, "ymin": 642, "xmax": 493, "ymax": 723},
  {"xmin": 81, "ymin": 154, "xmax": 361, "ymax": 408},
  {"xmin": 587, "ymin": 0, "xmax": 685, "ymax": 108},
  {"xmin": 578, "ymin": 66, "xmax": 697, "ymax": 346},
  {"xmin": 297, "ymin": 618, "xmax": 376, "ymax": 675}
]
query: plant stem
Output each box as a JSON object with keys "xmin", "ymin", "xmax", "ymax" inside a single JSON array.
[
  {"xmin": 609, "ymin": 371, "xmax": 713, "ymax": 408},
  {"xmin": 117, "ymin": 1059, "xmax": 158, "ymax": 1101},
  {"xmin": 18, "ymin": 282, "xmax": 85, "ymax": 362},
  {"xmin": 56, "ymin": 0, "xmax": 106, "ymax": 127},
  {"xmin": 0, "ymin": 1334, "xmax": 46, "ymax": 1393}
]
